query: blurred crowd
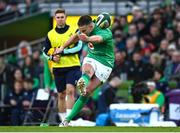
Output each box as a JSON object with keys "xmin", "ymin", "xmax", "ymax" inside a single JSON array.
[
  {"xmin": 0, "ymin": 1, "xmax": 180, "ymax": 126},
  {"xmin": 0, "ymin": 40, "xmax": 44, "ymax": 125},
  {"xmin": 0, "ymin": 0, "xmax": 39, "ymax": 22}
]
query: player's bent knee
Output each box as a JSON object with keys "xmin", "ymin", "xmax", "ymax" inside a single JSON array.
[
  {"xmin": 82, "ymin": 63, "xmax": 94, "ymax": 76},
  {"xmin": 82, "ymin": 63, "xmax": 92, "ymax": 70}
]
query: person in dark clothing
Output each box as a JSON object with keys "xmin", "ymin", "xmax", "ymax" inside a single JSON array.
[
  {"xmin": 22, "ymin": 56, "xmax": 35, "ymax": 79},
  {"xmin": 97, "ymin": 77, "xmax": 121, "ymax": 115},
  {"xmin": 22, "ymin": 78, "xmax": 35, "ymax": 109},
  {"xmin": 4, "ymin": 81, "xmax": 24, "ymax": 126},
  {"xmin": 148, "ymin": 23, "xmax": 164, "ymax": 51},
  {"xmin": 126, "ymin": 51, "xmax": 148, "ymax": 83},
  {"xmin": 113, "ymin": 29, "xmax": 126, "ymax": 52},
  {"xmin": 153, "ymin": 68, "xmax": 168, "ymax": 95},
  {"xmin": 110, "ymin": 51, "xmax": 128, "ymax": 79},
  {"xmin": 0, "ymin": 56, "xmax": 19, "ymax": 99}
]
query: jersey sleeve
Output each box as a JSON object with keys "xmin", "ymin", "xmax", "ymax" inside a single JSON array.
[
  {"xmin": 97, "ymin": 29, "xmax": 112, "ymax": 42},
  {"xmin": 62, "ymin": 41, "xmax": 83, "ymax": 55}
]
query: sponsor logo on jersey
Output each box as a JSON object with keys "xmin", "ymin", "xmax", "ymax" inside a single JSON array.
[{"xmin": 88, "ymin": 42, "xmax": 94, "ymax": 50}]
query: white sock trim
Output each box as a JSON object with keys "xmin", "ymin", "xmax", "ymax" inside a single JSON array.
[
  {"xmin": 66, "ymin": 109, "xmax": 72, "ymax": 116},
  {"xmin": 58, "ymin": 112, "xmax": 66, "ymax": 121}
]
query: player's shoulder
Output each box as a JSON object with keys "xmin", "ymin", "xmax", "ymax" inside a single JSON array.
[{"xmin": 97, "ymin": 27, "xmax": 112, "ymax": 36}]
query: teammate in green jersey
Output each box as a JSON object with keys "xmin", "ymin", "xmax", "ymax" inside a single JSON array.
[{"xmin": 55, "ymin": 13, "xmax": 114, "ymax": 126}]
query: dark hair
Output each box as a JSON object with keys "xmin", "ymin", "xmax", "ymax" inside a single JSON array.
[
  {"xmin": 78, "ymin": 15, "xmax": 92, "ymax": 26},
  {"xmin": 154, "ymin": 68, "xmax": 164, "ymax": 76},
  {"xmin": 14, "ymin": 80, "xmax": 23, "ymax": 86},
  {"xmin": 55, "ymin": 8, "xmax": 65, "ymax": 15},
  {"xmin": 24, "ymin": 78, "xmax": 33, "ymax": 84}
]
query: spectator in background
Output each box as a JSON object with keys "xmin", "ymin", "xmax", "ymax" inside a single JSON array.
[
  {"xmin": 127, "ymin": 23, "xmax": 138, "ymax": 43},
  {"xmin": 164, "ymin": 50, "xmax": 180, "ymax": 81},
  {"xmin": 0, "ymin": 56, "xmax": 16, "ymax": 97},
  {"xmin": 7, "ymin": 0, "xmax": 21, "ymax": 18},
  {"xmin": 148, "ymin": 8, "xmax": 166, "ymax": 31},
  {"xmin": 167, "ymin": 44, "xmax": 177, "ymax": 59},
  {"xmin": 142, "ymin": 81, "xmax": 165, "ymax": 112},
  {"xmin": 148, "ymin": 23, "xmax": 163, "ymax": 50},
  {"xmin": 119, "ymin": 15, "xmax": 129, "ymax": 34},
  {"xmin": 146, "ymin": 53, "xmax": 164, "ymax": 81},
  {"xmin": 175, "ymin": 22, "xmax": 180, "ymax": 48},
  {"xmin": 177, "ymin": 37, "xmax": 180, "ymax": 50},
  {"xmin": 113, "ymin": 29, "xmax": 126, "ymax": 52},
  {"xmin": 126, "ymin": 51, "xmax": 148, "ymax": 83},
  {"xmin": 10, "ymin": 68, "xmax": 24, "ymax": 90},
  {"xmin": 132, "ymin": 6, "xmax": 144, "ymax": 23},
  {"xmin": 139, "ymin": 36, "xmax": 155, "ymax": 63},
  {"xmin": 22, "ymin": 56, "xmax": 34, "ymax": 79},
  {"xmin": 110, "ymin": 51, "xmax": 128, "ymax": 80},
  {"xmin": 149, "ymin": 53, "xmax": 163, "ymax": 70},
  {"xmin": 22, "ymin": 55, "xmax": 40, "ymax": 89},
  {"xmin": 32, "ymin": 50, "xmax": 41, "ymax": 68},
  {"xmin": 0, "ymin": 0, "xmax": 7, "ymax": 13},
  {"xmin": 22, "ymin": 78, "xmax": 35, "ymax": 109},
  {"xmin": 165, "ymin": 28, "xmax": 175, "ymax": 46},
  {"xmin": 17, "ymin": 41, "xmax": 32, "ymax": 68},
  {"xmin": 158, "ymin": 39, "xmax": 169, "ymax": 59},
  {"xmin": 153, "ymin": 68, "xmax": 168, "ymax": 94},
  {"xmin": 25, "ymin": 0, "xmax": 39, "ymax": 15},
  {"xmin": 97, "ymin": 77, "xmax": 122, "ymax": 115},
  {"xmin": 13, "ymin": 69, "xmax": 24, "ymax": 82},
  {"xmin": 125, "ymin": 37, "xmax": 138, "ymax": 60},
  {"xmin": 32, "ymin": 50, "xmax": 43, "ymax": 80},
  {"xmin": 136, "ymin": 18, "xmax": 147, "ymax": 37},
  {"xmin": 4, "ymin": 81, "xmax": 24, "ymax": 126},
  {"xmin": 111, "ymin": 17, "xmax": 121, "ymax": 33},
  {"xmin": 164, "ymin": 5, "xmax": 175, "ymax": 26}
]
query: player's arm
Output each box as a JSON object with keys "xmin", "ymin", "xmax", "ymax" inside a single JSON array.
[
  {"xmin": 55, "ymin": 33, "xmax": 79, "ymax": 54},
  {"xmin": 87, "ymin": 35, "xmax": 103, "ymax": 43},
  {"xmin": 62, "ymin": 40, "xmax": 83, "ymax": 55},
  {"xmin": 88, "ymin": 30, "xmax": 112, "ymax": 44},
  {"xmin": 78, "ymin": 33, "xmax": 104, "ymax": 43}
]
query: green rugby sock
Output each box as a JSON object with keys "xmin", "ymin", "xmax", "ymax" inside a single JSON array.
[
  {"xmin": 81, "ymin": 73, "xmax": 90, "ymax": 86},
  {"xmin": 66, "ymin": 96, "xmax": 89, "ymax": 121}
]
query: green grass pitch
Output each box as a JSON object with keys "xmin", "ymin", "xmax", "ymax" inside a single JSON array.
[{"xmin": 0, "ymin": 126, "xmax": 180, "ymax": 132}]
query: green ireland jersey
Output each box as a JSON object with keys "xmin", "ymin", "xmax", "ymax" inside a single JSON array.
[{"xmin": 87, "ymin": 24, "xmax": 115, "ymax": 68}]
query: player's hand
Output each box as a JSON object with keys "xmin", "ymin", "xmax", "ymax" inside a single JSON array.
[
  {"xmin": 53, "ymin": 55, "xmax": 60, "ymax": 63},
  {"xmin": 78, "ymin": 33, "xmax": 89, "ymax": 42},
  {"xmin": 55, "ymin": 46, "xmax": 64, "ymax": 55}
]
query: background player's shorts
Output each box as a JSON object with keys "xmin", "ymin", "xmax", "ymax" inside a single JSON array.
[
  {"xmin": 53, "ymin": 66, "xmax": 81, "ymax": 93},
  {"xmin": 83, "ymin": 57, "xmax": 112, "ymax": 83}
]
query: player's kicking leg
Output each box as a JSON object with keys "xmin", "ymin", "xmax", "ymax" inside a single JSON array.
[{"xmin": 60, "ymin": 76, "xmax": 101, "ymax": 127}]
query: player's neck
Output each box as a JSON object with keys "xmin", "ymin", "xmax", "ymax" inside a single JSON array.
[{"xmin": 57, "ymin": 24, "xmax": 66, "ymax": 28}]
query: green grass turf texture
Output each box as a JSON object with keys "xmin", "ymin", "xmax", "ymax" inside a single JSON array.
[{"xmin": 0, "ymin": 126, "xmax": 180, "ymax": 132}]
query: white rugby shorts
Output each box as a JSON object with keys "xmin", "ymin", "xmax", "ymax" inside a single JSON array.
[{"xmin": 83, "ymin": 57, "xmax": 112, "ymax": 83}]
